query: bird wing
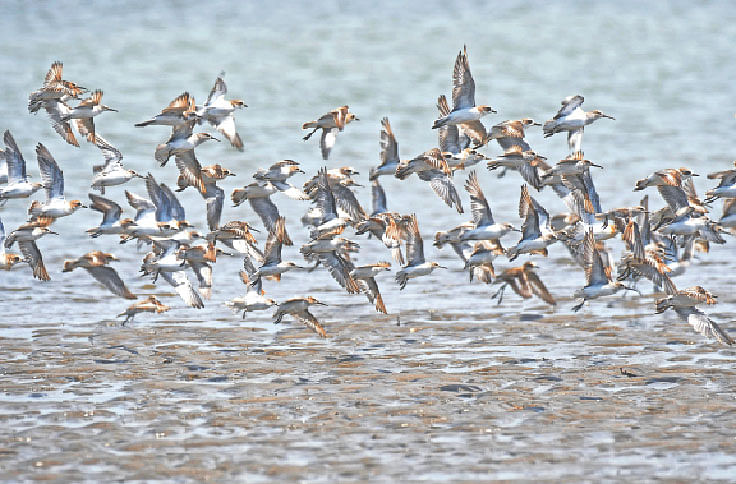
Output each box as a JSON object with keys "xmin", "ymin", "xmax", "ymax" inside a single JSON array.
[
  {"xmin": 19, "ymin": 240, "xmax": 49, "ymax": 281},
  {"xmin": 553, "ymin": 95, "xmax": 585, "ymax": 119},
  {"xmin": 75, "ymin": 117, "xmax": 96, "ymax": 142},
  {"xmin": 459, "ymin": 121, "xmax": 487, "ymax": 148},
  {"xmin": 451, "ymin": 46, "xmax": 475, "ymax": 110},
  {"xmin": 372, "ymin": 179, "xmax": 388, "ymax": 215},
  {"xmin": 322, "ymin": 251, "xmax": 359, "ymax": 294},
  {"xmin": 43, "ymin": 100, "xmax": 79, "ymax": 147},
  {"xmin": 464, "ymin": 170, "xmax": 493, "ymax": 226},
  {"xmin": 313, "ymin": 168, "xmax": 338, "ymax": 222},
  {"xmin": 89, "ymin": 193, "xmax": 122, "ymax": 225},
  {"xmin": 583, "ymin": 230, "xmax": 608, "ymax": 285},
  {"xmin": 675, "ymin": 307, "xmax": 734, "ymax": 346},
  {"xmin": 297, "ymin": 309, "xmax": 328, "ymax": 338},
  {"xmin": 524, "ymin": 269, "xmax": 556, "ymax": 305},
  {"xmin": 519, "ymin": 185, "xmax": 541, "ymax": 240},
  {"xmin": 93, "ymin": 135, "xmax": 123, "ymax": 166},
  {"xmin": 160, "ymin": 183, "xmax": 186, "ymax": 222},
  {"xmin": 248, "ymin": 196, "xmax": 280, "ymax": 233},
  {"xmin": 320, "ymin": 127, "xmax": 339, "ymax": 160},
  {"xmin": 365, "ymin": 276, "xmax": 387, "ymax": 313},
  {"xmin": 160, "ymin": 271, "xmax": 204, "ymax": 308},
  {"xmin": 418, "ymin": 170, "xmax": 464, "ymax": 214},
  {"xmin": 205, "ymin": 74, "xmax": 227, "ymax": 107},
  {"xmin": 405, "ymin": 215, "xmax": 425, "ymax": 266},
  {"xmin": 657, "ymin": 185, "xmax": 689, "ymax": 212},
  {"xmin": 331, "ymin": 182, "xmax": 366, "ymax": 222},
  {"xmin": 262, "ymin": 218, "xmax": 286, "ymax": 266},
  {"xmin": 212, "ymin": 114, "xmax": 243, "ymax": 151},
  {"xmin": 162, "ymin": 92, "xmax": 195, "ymax": 114},
  {"xmin": 86, "ymin": 266, "xmax": 136, "ymax": 299},
  {"xmin": 174, "ymin": 151, "xmax": 205, "ymax": 195},
  {"xmin": 125, "ymin": 190, "xmax": 155, "ymax": 221},
  {"xmin": 4, "ymin": 130, "xmax": 28, "ymax": 182},
  {"xmin": 36, "ymin": 143, "xmax": 64, "ymax": 200},
  {"xmin": 205, "ymin": 185, "xmax": 224, "ymax": 231},
  {"xmin": 379, "ymin": 117, "xmax": 399, "ymax": 165},
  {"xmin": 436, "ymin": 95, "xmax": 461, "ymax": 154},
  {"xmin": 145, "ymin": 174, "xmax": 170, "ymax": 222}
]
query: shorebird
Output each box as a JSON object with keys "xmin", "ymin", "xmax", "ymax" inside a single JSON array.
[
  {"xmin": 369, "ymin": 117, "xmax": 401, "ymax": 180},
  {"xmin": 87, "ymin": 194, "xmax": 133, "ymax": 238},
  {"xmin": 118, "ymin": 296, "xmax": 170, "ymax": 324},
  {"xmin": 231, "ymin": 181, "xmax": 294, "ymax": 236},
  {"xmin": 0, "ymin": 218, "xmax": 23, "ymax": 271},
  {"xmin": 395, "ymin": 148, "xmax": 464, "ymax": 213},
  {"xmin": 4, "ymin": 217, "xmax": 57, "ymax": 281},
  {"xmin": 226, "ymin": 272, "xmax": 276, "ymax": 317},
  {"xmin": 488, "ymin": 118, "xmax": 539, "ymax": 152},
  {"xmin": 0, "ymin": 146, "xmax": 6, "ymax": 185},
  {"xmin": 253, "ymin": 159, "xmax": 303, "ymax": 183},
  {"xmin": 395, "ymin": 214, "xmax": 445, "ymax": 289},
  {"xmin": 60, "ymin": 89, "xmax": 117, "ymax": 143},
  {"xmin": 491, "ymin": 261, "xmax": 556, "ymax": 306},
  {"xmin": 0, "ymin": 131, "xmax": 43, "ymax": 202},
  {"xmin": 705, "ymin": 162, "xmax": 736, "ymax": 202},
  {"xmin": 178, "ymin": 242, "xmax": 218, "ymax": 299},
  {"xmin": 302, "ymin": 105, "xmax": 358, "ymax": 160},
  {"xmin": 572, "ymin": 230, "xmax": 634, "ymax": 312},
  {"xmin": 616, "ymin": 220, "xmax": 676, "ymax": 293},
  {"xmin": 28, "ymin": 144, "xmax": 84, "ymax": 219},
  {"xmin": 432, "ymin": 46, "xmax": 496, "ymax": 147},
  {"xmin": 351, "ymin": 262, "xmax": 391, "ymax": 313},
  {"xmin": 486, "ymin": 147, "xmax": 545, "ymax": 191},
  {"xmin": 460, "ymin": 171, "xmax": 517, "ymax": 241},
  {"xmin": 655, "ymin": 286, "xmax": 731, "ymax": 345},
  {"xmin": 195, "ymin": 73, "xmax": 246, "ymax": 150},
  {"xmin": 201, "ymin": 164, "xmax": 234, "ymax": 231},
  {"xmin": 90, "ymin": 136, "xmax": 142, "ymax": 194},
  {"xmin": 154, "ymin": 122, "xmax": 219, "ymax": 166},
  {"xmin": 718, "ymin": 197, "xmax": 736, "ymax": 231},
  {"xmin": 135, "ymin": 92, "xmax": 197, "ymax": 128},
  {"xmin": 543, "ymin": 95, "xmax": 614, "ymax": 154},
  {"xmin": 206, "ymin": 220, "xmax": 262, "ymax": 266},
  {"xmin": 465, "ymin": 240, "xmax": 505, "ymax": 283},
  {"xmin": 506, "ymin": 185, "xmax": 558, "ymax": 261},
  {"xmin": 435, "ymin": 95, "xmax": 471, "ymax": 154},
  {"xmin": 273, "ymin": 297, "xmax": 328, "ymax": 338},
  {"xmin": 28, "ymin": 61, "xmax": 86, "ymax": 113},
  {"xmin": 246, "ymin": 217, "xmax": 299, "ymax": 282},
  {"xmin": 63, "ymin": 251, "xmax": 136, "ymax": 299},
  {"xmin": 141, "ymin": 240, "xmax": 204, "ymax": 308}
]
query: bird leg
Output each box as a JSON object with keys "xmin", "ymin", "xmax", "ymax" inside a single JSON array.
[
  {"xmin": 491, "ymin": 283, "xmax": 507, "ymax": 305},
  {"xmin": 571, "ymin": 299, "xmax": 585, "ymax": 312},
  {"xmin": 302, "ymin": 128, "xmax": 319, "ymax": 141}
]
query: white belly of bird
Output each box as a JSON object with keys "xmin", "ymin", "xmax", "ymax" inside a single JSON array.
[
  {"xmin": 579, "ymin": 283, "xmax": 619, "ymax": 299},
  {"xmin": 401, "ymin": 264, "xmax": 434, "ymax": 279},
  {"xmin": 461, "ymin": 225, "xmax": 510, "ymax": 241},
  {"xmin": 515, "ymin": 238, "xmax": 551, "ymax": 253},
  {"xmin": 468, "ymin": 251, "xmax": 498, "ymax": 265},
  {"xmin": 710, "ymin": 185, "xmax": 736, "ymax": 199},
  {"xmin": 444, "ymin": 108, "xmax": 482, "ymax": 124},
  {"xmin": 94, "ymin": 172, "xmax": 132, "ymax": 187},
  {"xmin": 659, "ymin": 219, "xmax": 701, "ymax": 236},
  {"xmin": 0, "ymin": 183, "xmax": 36, "ymax": 198},
  {"xmin": 32, "ymin": 201, "xmax": 74, "ymax": 218}
]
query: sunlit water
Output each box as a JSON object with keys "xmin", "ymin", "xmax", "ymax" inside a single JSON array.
[{"xmin": 1, "ymin": 1, "xmax": 735, "ymax": 481}]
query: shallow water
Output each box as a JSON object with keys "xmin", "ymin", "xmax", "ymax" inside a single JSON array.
[{"xmin": 1, "ymin": 1, "xmax": 736, "ymax": 481}]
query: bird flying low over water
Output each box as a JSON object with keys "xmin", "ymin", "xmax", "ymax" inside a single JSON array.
[
  {"xmin": 195, "ymin": 73, "xmax": 246, "ymax": 150},
  {"xmin": 432, "ymin": 46, "xmax": 496, "ymax": 147},
  {"xmin": 302, "ymin": 105, "xmax": 358, "ymax": 160},
  {"xmin": 63, "ymin": 251, "xmax": 136, "ymax": 299},
  {"xmin": 543, "ymin": 95, "xmax": 614, "ymax": 155}
]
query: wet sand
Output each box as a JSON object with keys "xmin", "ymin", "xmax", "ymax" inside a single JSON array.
[{"xmin": 2, "ymin": 299, "xmax": 735, "ymax": 482}]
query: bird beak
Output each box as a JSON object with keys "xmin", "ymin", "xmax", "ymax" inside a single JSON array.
[
  {"xmin": 212, "ymin": 137, "xmax": 221, "ymax": 142},
  {"xmin": 438, "ymin": 265, "xmax": 448, "ymax": 269},
  {"xmin": 48, "ymin": 230, "xmax": 59, "ymax": 235},
  {"xmin": 315, "ymin": 301, "xmax": 328, "ymax": 306},
  {"xmin": 590, "ymin": 162, "xmax": 603, "ymax": 169},
  {"xmin": 691, "ymin": 173, "xmax": 700, "ymax": 177},
  {"xmin": 532, "ymin": 122, "xmax": 542, "ymax": 126},
  {"xmin": 603, "ymin": 114, "xmax": 615, "ymax": 120},
  {"xmin": 106, "ymin": 107, "xmax": 119, "ymax": 112}
]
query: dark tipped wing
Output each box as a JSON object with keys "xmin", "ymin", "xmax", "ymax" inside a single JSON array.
[
  {"xmin": 452, "ymin": 46, "xmax": 475, "ymax": 110},
  {"xmin": 554, "ymin": 95, "xmax": 584, "ymax": 119},
  {"xmin": 160, "ymin": 271, "xmax": 204, "ymax": 308},
  {"xmin": 297, "ymin": 309, "xmax": 328, "ymax": 338},
  {"xmin": 405, "ymin": 215, "xmax": 425, "ymax": 266},
  {"xmin": 4, "ymin": 130, "xmax": 27, "ymax": 182},
  {"xmin": 205, "ymin": 74, "xmax": 227, "ymax": 106},
  {"xmin": 322, "ymin": 251, "xmax": 359, "ymax": 294},
  {"xmin": 89, "ymin": 193, "xmax": 122, "ymax": 225},
  {"xmin": 19, "ymin": 240, "xmax": 49, "ymax": 281},
  {"xmin": 675, "ymin": 307, "xmax": 734, "ymax": 345},
  {"xmin": 36, "ymin": 143, "xmax": 64, "ymax": 200},
  {"xmin": 464, "ymin": 171, "xmax": 493, "ymax": 226},
  {"xmin": 86, "ymin": 266, "xmax": 136, "ymax": 299},
  {"xmin": 205, "ymin": 185, "xmax": 224, "ymax": 231},
  {"xmin": 372, "ymin": 179, "xmax": 388, "ymax": 215},
  {"xmin": 379, "ymin": 117, "xmax": 399, "ymax": 165}
]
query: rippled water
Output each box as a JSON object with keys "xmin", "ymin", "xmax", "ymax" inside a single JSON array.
[{"xmin": 1, "ymin": 1, "xmax": 735, "ymax": 481}]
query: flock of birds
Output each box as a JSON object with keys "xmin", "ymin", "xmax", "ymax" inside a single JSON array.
[{"xmin": 1, "ymin": 48, "xmax": 734, "ymax": 345}]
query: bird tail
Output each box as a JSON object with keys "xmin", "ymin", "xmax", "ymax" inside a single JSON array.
[{"xmin": 432, "ymin": 117, "xmax": 448, "ymax": 129}]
